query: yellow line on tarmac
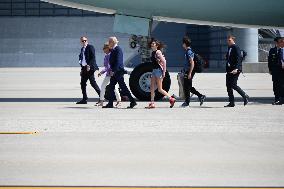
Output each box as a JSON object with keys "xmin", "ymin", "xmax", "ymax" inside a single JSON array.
[
  {"xmin": 0, "ymin": 187, "xmax": 283, "ymax": 189},
  {"xmin": 0, "ymin": 131, "xmax": 38, "ymax": 135}
]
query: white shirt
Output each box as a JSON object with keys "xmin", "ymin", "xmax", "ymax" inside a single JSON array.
[
  {"xmin": 81, "ymin": 47, "xmax": 87, "ymax": 66},
  {"xmin": 227, "ymin": 48, "xmax": 232, "ymax": 67},
  {"xmin": 113, "ymin": 44, "xmax": 118, "ymax": 49}
]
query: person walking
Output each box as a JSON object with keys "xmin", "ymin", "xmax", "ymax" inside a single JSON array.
[
  {"xmin": 146, "ymin": 39, "xmax": 176, "ymax": 109},
  {"xmin": 76, "ymin": 36, "xmax": 101, "ymax": 104},
  {"xmin": 180, "ymin": 36, "xmax": 206, "ymax": 108},
  {"xmin": 96, "ymin": 43, "xmax": 121, "ymax": 107},
  {"xmin": 102, "ymin": 37, "xmax": 137, "ymax": 109},
  {"xmin": 224, "ymin": 35, "xmax": 249, "ymax": 107}
]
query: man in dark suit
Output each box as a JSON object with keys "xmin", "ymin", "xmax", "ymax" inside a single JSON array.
[
  {"xmin": 275, "ymin": 37, "xmax": 284, "ymax": 105},
  {"xmin": 224, "ymin": 35, "xmax": 249, "ymax": 107},
  {"xmin": 268, "ymin": 37, "xmax": 281, "ymax": 105},
  {"xmin": 102, "ymin": 37, "xmax": 137, "ymax": 108},
  {"xmin": 76, "ymin": 36, "xmax": 101, "ymax": 104}
]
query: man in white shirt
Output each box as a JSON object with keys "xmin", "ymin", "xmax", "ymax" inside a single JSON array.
[{"xmin": 76, "ymin": 36, "xmax": 101, "ymax": 104}]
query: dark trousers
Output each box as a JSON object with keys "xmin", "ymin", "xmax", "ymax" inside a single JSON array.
[
  {"xmin": 183, "ymin": 72, "xmax": 202, "ymax": 104},
  {"xmin": 108, "ymin": 72, "xmax": 135, "ymax": 104},
  {"xmin": 278, "ymin": 70, "xmax": 284, "ymax": 102},
  {"xmin": 272, "ymin": 71, "xmax": 281, "ymax": 102},
  {"xmin": 80, "ymin": 68, "xmax": 100, "ymax": 100},
  {"xmin": 226, "ymin": 73, "xmax": 246, "ymax": 104}
]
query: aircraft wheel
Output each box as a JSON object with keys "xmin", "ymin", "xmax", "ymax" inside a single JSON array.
[{"xmin": 129, "ymin": 63, "xmax": 171, "ymax": 101}]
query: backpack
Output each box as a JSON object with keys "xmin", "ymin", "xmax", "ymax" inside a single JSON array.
[
  {"xmin": 193, "ymin": 53, "xmax": 205, "ymax": 73},
  {"xmin": 240, "ymin": 50, "xmax": 247, "ymax": 62},
  {"xmin": 185, "ymin": 49, "xmax": 205, "ymax": 73}
]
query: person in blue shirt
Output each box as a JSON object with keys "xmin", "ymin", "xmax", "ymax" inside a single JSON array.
[{"xmin": 181, "ymin": 36, "xmax": 206, "ymax": 107}]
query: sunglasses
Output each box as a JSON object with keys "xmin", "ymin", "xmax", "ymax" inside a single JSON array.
[{"xmin": 81, "ymin": 40, "xmax": 87, "ymax": 42}]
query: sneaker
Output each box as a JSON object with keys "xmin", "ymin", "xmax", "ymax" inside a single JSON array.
[
  {"xmin": 180, "ymin": 102, "xmax": 189, "ymax": 108},
  {"xmin": 169, "ymin": 97, "xmax": 176, "ymax": 108},
  {"xmin": 199, "ymin": 95, "xmax": 206, "ymax": 106},
  {"xmin": 76, "ymin": 99, "xmax": 87, "ymax": 104}
]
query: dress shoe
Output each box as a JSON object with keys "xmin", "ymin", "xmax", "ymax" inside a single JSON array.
[
  {"xmin": 102, "ymin": 104, "xmax": 114, "ymax": 108},
  {"xmin": 274, "ymin": 101, "xmax": 283, "ymax": 105},
  {"xmin": 224, "ymin": 103, "xmax": 235, "ymax": 107},
  {"xmin": 76, "ymin": 99, "xmax": 87, "ymax": 104},
  {"xmin": 244, "ymin": 95, "xmax": 249, "ymax": 106},
  {"xmin": 127, "ymin": 101, "xmax": 137, "ymax": 109}
]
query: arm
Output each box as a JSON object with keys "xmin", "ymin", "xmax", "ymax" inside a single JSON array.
[
  {"xmin": 109, "ymin": 49, "xmax": 119, "ymax": 74},
  {"xmin": 100, "ymin": 55, "xmax": 110, "ymax": 75},
  {"xmin": 268, "ymin": 49, "xmax": 273, "ymax": 73},
  {"xmin": 88, "ymin": 45, "xmax": 98, "ymax": 71},
  {"xmin": 188, "ymin": 58, "xmax": 194, "ymax": 79},
  {"xmin": 186, "ymin": 49, "xmax": 195, "ymax": 79},
  {"xmin": 231, "ymin": 46, "xmax": 241, "ymax": 74}
]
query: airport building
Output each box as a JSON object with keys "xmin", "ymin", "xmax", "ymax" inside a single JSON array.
[{"xmin": 0, "ymin": 0, "xmax": 279, "ymax": 72}]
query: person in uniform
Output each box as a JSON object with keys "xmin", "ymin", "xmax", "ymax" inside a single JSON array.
[
  {"xmin": 275, "ymin": 37, "xmax": 284, "ymax": 105},
  {"xmin": 268, "ymin": 37, "xmax": 281, "ymax": 105}
]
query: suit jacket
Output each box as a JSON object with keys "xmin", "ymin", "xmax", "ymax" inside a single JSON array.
[
  {"xmin": 109, "ymin": 45, "xmax": 124, "ymax": 73},
  {"xmin": 268, "ymin": 46, "xmax": 280, "ymax": 73},
  {"xmin": 79, "ymin": 44, "xmax": 99, "ymax": 71},
  {"xmin": 226, "ymin": 44, "xmax": 242, "ymax": 73}
]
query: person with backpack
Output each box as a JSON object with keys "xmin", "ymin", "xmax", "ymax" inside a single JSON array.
[
  {"xmin": 96, "ymin": 43, "xmax": 121, "ymax": 107},
  {"xmin": 146, "ymin": 39, "xmax": 176, "ymax": 109},
  {"xmin": 180, "ymin": 36, "xmax": 206, "ymax": 108},
  {"xmin": 224, "ymin": 35, "xmax": 249, "ymax": 107}
]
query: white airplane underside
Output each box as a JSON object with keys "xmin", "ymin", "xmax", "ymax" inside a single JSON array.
[{"xmin": 42, "ymin": 0, "xmax": 284, "ymax": 36}]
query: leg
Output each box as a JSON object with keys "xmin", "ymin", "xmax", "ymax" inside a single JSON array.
[
  {"xmin": 88, "ymin": 71, "xmax": 101, "ymax": 97},
  {"xmin": 156, "ymin": 77, "xmax": 176, "ymax": 108},
  {"xmin": 116, "ymin": 74, "xmax": 135, "ymax": 103},
  {"xmin": 226, "ymin": 73, "xmax": 235, "ymax": 104},
  {"xmin": 190, "ymin": 87, "xmax": 202, "ymax": 98},
  {"xmin": 188, "ymin": 73, "xmax": 202, "ymax": 97},
  {"xmin": 150, "ymin": 76, "xmax": 156, "ymax": 102},
  {"xmin": 279, "ymin": 71, "xmax": 284, "ymax": 103},
  {"xmin": 114, "ymin": 85, "xmax": 121, "ymax": 102},
  {"xmin": 272, "ymin": 73, "xmax": 281, "ymax": 102},
  {"xmin": 80, "ymin": 70, "xmax": 89, "ymax": 100},
  {"xmin": 156, "ymin": 77, "xmax": 171, "ymax": 98},
  {"xmin": 107, "ymin": 76, "xmax": 118, "ymax": 105},
  {"xmin": 231, "ymin": 73, "xmax": 247, "ymax": 99},
  {"xmin": 100, "ymin": 76, "xmax": 111, "ymax": 101},
  {"xmin": 183, "ymin": 76, "xmax": 191, "ymax": 105}
]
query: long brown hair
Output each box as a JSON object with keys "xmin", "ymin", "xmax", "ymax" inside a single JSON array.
[{"xmin": 149, "ymin": 38, "xmax": 165, "ymax": 50}]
